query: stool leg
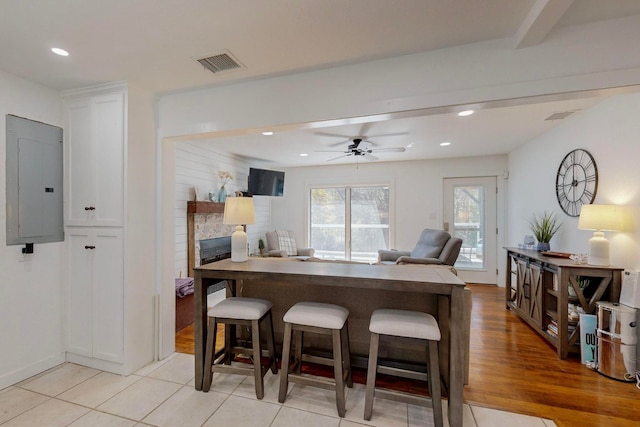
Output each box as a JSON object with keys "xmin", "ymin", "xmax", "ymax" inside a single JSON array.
[
  {"xmin": 332, "ymin": 329, "xmax": 346, "ymax": 418},
  {"xmin": 428, "ymin": 340, "xmax": 443, "ymax": 427},
  {"xmin": 341, "ymin": 323, "xmax": 353, "ymax": 388},
  {"xmin": 364, "ymin": 332, "xmax": 379, "ymax": 420},
  {"xmin": 251, "ymin": 319, "xmax": 264, "ymax": 399},
  {"xmin": 266, "ymin": 311, "xmax": 278, "ymax": 374},
  {"xmin": 278, "ymin": 322, "xmax": 293, "ymax": 403},
  {"xmin": 224, "ymin": 323, "xmax": 234, "ymax": 365},
  {"xmin": 293, "ymin": 329, "xmax": 303, "ymax": 374},
  {"xmin": 202, "ymin": 317, "xmax": 218, "ymax": 392}
]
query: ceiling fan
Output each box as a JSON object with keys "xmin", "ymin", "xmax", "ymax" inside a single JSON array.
[{"xmin": 315, "ymin": 137, "xmax": 406, "ymax": 161}]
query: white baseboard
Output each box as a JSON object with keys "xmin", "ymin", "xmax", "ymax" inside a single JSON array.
[{"xmin": 0, "ymin": 352, "xmax": 66, "ymax": 390}]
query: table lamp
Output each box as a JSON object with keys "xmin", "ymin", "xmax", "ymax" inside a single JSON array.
[
  {"xmin": 223, "ymin": 196, "xmax": 255, "ymax": 262},
  {"xmin": 578, "ymin": 204, "xmax": 620, "ymax": 266}
]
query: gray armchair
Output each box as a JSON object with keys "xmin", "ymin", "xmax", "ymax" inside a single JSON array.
[
  {"xmin": 265, "ymin": 230, "xmax": 315, "ymax": 258},
  {"xmin": 378, "ymin": 228, "xmax": 462, "ymax": 266}
]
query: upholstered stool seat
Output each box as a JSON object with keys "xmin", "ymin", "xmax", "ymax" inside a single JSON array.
[
  {"xmin": 278, "ymin": 302, "xmax": 353, "ymax": 417},
  {"xmin": 364, "ymin": 309, "xmax": 443, "ymax": 427},
  {"xmin": 203, "ymin": 297, "xmax": 277, "ymax": 399}
]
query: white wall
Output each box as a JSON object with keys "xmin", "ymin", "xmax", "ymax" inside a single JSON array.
[
  {"xmin": 272, "ymin": 155, "xmax": 507, "ymax": 255},
  {"xmin": 507, "ymin": 93, "xmax": 640, "ymax": 271},
  {"xmin": 0, "ymin": 70, "xmax": 65, "ymax": 388}
]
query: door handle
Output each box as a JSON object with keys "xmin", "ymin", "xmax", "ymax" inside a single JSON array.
[{"xmin": 84, "ymin": 245, "xmax": 95, "ymax": 250}]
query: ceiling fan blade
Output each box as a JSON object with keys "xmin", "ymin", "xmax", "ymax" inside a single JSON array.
[
  {"xmin": 364, "ymin": 153, "xmax": 379, "ymax": 160},
  {"xmin": 314, "ymin": 131, "xmax": 351, "ymax": 139},
  {"xmin": 315, "ymin": 149, "xmax": 348, "ymax": 153},
  {"xmin": 359, "ymin": 123, "xmax": 373, "ymax": 137},
  {"xmin": 369, "ymin": 132, "xmax": 410, "ymax": 138},
  {"xmin": 327, "ymin": 154, "xmax": 351, "ymax": 161},
  {"xmin": 370, "ymin": 147, "xmax": 406, "ymax": 153}
]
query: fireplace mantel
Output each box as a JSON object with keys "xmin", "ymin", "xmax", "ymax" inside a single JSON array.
[{"xmin": 187, "ymin": 201, "xmax": 225, "ymax": 214}]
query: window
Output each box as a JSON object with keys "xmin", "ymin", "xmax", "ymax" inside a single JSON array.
[{"xmin": 310, "ymin": 186, "xmax": 389, "ymax": 262}]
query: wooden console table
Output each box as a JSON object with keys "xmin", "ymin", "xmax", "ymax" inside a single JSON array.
[
  {"xmin": 505, "ymin": 247, "xmax": 623, "ymax": 359},
  {"xmin": 186, "ymin": 201, "xmax": 224, "ymax": 277}
]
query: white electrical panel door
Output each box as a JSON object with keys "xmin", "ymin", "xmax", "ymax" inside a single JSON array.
[{"xmin": 6, "ymin": 114, "xmax": 63, "ymax": 245}]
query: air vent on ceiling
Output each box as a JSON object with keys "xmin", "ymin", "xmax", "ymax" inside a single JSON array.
[
  {"xmin": 545, "ymin": 110, "xmax": 577, "ymax": 121},
  {"xmin": 197, "ymin": 51, "xmax": 244, "ymax": 74}
]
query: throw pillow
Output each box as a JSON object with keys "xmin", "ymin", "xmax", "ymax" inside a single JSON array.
[{"xmin": 276, "ymin": 230, "xmax": 297, "ymax": 256}]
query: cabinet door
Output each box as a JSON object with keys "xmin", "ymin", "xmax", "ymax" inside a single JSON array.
[
  {"xmin": 66, "ymin": 92, "xmax": 124, "ymax": 227},
  {"xmin": 92, "ymin": 228, "xmax": 124, "ymax": 363},
  {"xmin": 516, "ymin": 259, "xmax": 528, "ymax": 313},
  {"xmin": 67, "ymin": 228, "xmax": 124, "ymax": 363},
  {"xmin": 528, "ymin": 263, "xmax": 544, "ymax": 327},
  {"xmin": 92, "ymin": 93, "xmax": 125, "ymax": 226},
  {"xmin": 67, "ymin": 229, "xmax": 94, "ymax": 357},
  {"xmin": 67, "ymin": 99, "xmax": 95, "ymax": 225}
]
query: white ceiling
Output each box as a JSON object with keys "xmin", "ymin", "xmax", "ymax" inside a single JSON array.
[{"xmin": 3, "ymin": 0, "xmax": 640, "ymax": 167}]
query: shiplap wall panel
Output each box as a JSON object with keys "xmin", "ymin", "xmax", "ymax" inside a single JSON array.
[{"xmin": 174, "ymin": 141, "xmax": 272, "ymax": 278}]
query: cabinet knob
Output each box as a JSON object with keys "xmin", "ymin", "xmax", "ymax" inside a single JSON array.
[{"xmin": 84, "ymin": 245, "xmax": 95, "ymax": 250}]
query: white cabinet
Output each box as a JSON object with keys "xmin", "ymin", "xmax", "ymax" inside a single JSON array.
[
  {"xmin": 64, "ymin": 82, "xmax": 155, "ymax": 375},
  {"xmin": 66, "ymin": 92, "xmax": 124, "ymax": 227},
  {"xmin": 67, "ymin": 228, "xmax": 123, "ymax": 363}
]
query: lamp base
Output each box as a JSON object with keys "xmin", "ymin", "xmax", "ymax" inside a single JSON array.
[
  {"xmin": 230, "ymin": 225, "xmax": 248, "ymax": 262},
  {"xmin": 587, "ymin": 231, "xmax": 609, "ymax": 266}
]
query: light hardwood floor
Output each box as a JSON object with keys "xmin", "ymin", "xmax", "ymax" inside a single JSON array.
[{"xmin": 176, "ymin": 284, "xmax": 639, "ymax": 427}]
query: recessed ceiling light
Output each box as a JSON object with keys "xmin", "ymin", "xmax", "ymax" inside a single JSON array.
[
  {"xmin": 261, "ymin": 131, "xmax": 274, "ymax": 136},
  {"xmin": 458, "ymin": 110, "xmax": 474, "ymax": 117},
  {"xmin": 440, "ymin": 142, "xmax": 451, "ymax": 146},
  {"xmin": 299, "ymin": 153, "xmax": 308, "ymax": 157},
  {"xmin": 51, "ymin": 47, "xmax": 69, "ymax": 57}
]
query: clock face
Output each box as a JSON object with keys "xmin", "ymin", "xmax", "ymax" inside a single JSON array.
[{"xmin": 556, "ymin": 149, "xmax": 598, "ymax": 217}]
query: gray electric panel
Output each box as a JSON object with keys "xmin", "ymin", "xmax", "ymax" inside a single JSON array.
[{"xmin": 6, "ymin": 114, "xmax": 64, "ymax": 246}]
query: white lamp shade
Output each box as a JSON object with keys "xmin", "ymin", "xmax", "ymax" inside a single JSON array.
[
  {"xmin": 223, "ymin": 197, "xmax": 255, "ymax": 225},
  {"xmin": 578, "ymin": 204, "xmax": 620, "ymax": 231}
]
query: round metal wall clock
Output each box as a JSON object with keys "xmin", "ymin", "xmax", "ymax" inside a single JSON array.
[{"xmin": 555, "ymin": 149, "xmax": 598, "ymax": 217}]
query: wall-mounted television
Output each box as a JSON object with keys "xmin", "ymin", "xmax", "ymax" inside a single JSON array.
[{"xmin": 248, "ymin": 167, "xmax": 285, "ymax": 197}]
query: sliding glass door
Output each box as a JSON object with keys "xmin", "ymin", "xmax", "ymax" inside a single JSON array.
[{"xmin": 310, "ymin": 186, "xmax": 389, "ymax": 262}]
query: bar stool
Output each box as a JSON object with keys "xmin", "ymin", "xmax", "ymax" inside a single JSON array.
[
  {"xmin": 203, "ymin": 297, "xmax": 277, "ymax": 399},
  {"xmin": 278, "ymin": 301, "xmax": 353, "ymax": 417},
  {"xmin": 364, "ymin": 309, "xmax": 443, "ymax": 427}
]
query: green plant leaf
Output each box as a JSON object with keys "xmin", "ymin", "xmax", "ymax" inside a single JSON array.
[{"xmin": 528, "ymin": 211, "xmax": 562, "ymax": 243}]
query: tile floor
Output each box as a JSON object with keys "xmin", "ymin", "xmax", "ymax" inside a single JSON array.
[{"xmin": 0, "ymin": 353, "xmax": 557, "ymax": 427}]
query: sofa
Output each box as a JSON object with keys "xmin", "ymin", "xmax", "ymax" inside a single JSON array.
[
  {"xmin": 378, "ymin": 228, "xmax": 463, "ymax": 266},
  {"xmin": 265, "ymin": 230, "xmax": 315, "ymax": 258}
]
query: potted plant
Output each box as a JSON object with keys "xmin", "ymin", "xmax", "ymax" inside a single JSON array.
[
  {"xmin": 528, "ymin": 211, "xmax": 562, "ymax": 251},
  {"xmin": 258, "ymin": 238, "xmax": 265, "ymax": 256}
]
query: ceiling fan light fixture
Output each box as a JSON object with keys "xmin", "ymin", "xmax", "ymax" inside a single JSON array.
[{"xmin": 458, "ymin": 110, "xmax": 474, "ymax": 117}]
